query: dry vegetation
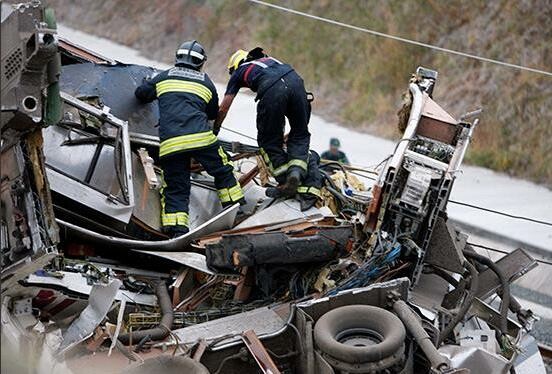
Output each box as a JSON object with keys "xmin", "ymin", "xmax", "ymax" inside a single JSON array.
[{"xmin": 46, "ymin": 0, "xmax": 552, "ymax": 186}]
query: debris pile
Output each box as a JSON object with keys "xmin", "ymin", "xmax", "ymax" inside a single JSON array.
[{"xmin": 1, "ymin": 2, "xmax": 547, "ymax": 373}]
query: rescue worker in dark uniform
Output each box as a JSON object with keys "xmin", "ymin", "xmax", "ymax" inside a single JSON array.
[
  {"xmin": 214, "ymin": 48, "xmax": 321, "ymax": 210},
  {"xmin": 321, "ymin": 138, "xmax": 350, "ymax": 165},
  {"xmin": 135, "ymin": 40, "xmax": 244, "ymax": 237}
]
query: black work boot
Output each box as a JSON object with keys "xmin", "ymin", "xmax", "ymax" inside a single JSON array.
[
  {"xmin": 162, "ymin": 225, "xmax": 189, "ymax": 238},
  {"xmin": 282, "ymin": 169, "xmax": 301, "ymax": 196},
  {"xmin": 265, "ymin": 186, "xmax": 284, "ymax": 198},
  {"xmin": 298, "ymin": 194, "xmax": 318, "ymax": 211},
  {"xmin": 222, "ymin": 197, "xmax": 247, "ymax": 209}
]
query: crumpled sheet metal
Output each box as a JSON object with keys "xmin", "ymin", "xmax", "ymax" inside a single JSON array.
[
  {"xmin": 438, "ymin": 344, "xmax": 508, "ymax": 373},
  {"xmin": 166, "ymin": 306, "xmax": 286, "ymax": 348},
  {"xmin": 512, "ymin": 335, "xmax": 547, "ymax": 374},
  {"xmin": 59, "ymin": 63, "xmax": 159, "ymax": 137},
  {"xmin": 134, "ymin": 251, "xmax": 214, "ymax": 275},
  {"xmin": 57, "ymin": 279, "xmax": 122, "ymax": 355},
  {"xmin": 26, "ymin": 271, "xmax": 157, "ymax": 306},
  {"xmin": 56, "ymin": 204, "xmax": 238, "ymax": 251},
  {"xmin": 236, "ymin": 199, "xmax": 334, "ymax": 230}
]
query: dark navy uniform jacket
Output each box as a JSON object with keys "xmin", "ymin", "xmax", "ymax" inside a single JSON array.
[
  {"xmin": 321, "ymin": 150, "xmax": 350, "ymax": 165},
  {"xmin": 135, "ymin": 66, "xmax": 219, "ymax": 158},
  {"xmin": 225, "ymin": 57, "xmax": 293, "ymax": 100}
]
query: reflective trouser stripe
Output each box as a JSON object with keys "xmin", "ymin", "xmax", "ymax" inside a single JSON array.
[
  {"xmin": 272, "ymin": 163, "xmax": 288, "ymax": 176},
  {"xmin": 161, "ymin": 211, "xmax": 189, "ymax": 227},
  {"xmin": 218, "ymin": 146, "xmax": 232, "ymax": 166},
  {"xmin": 155, "ymin": 80, "xmax": 212, "ymax": 102},
  {"xmin": 259, "ymin": 148, "xmax": 283, "ymax": 176},
  {"xmin": 259, "ymin": 149, "xmax": 288, "ymax": 177},
  {"xmin": 297, "ymin": 186, "xmax": 321, "ymax": 197},
  {"xmin": 229, "ymin": 184, "xmax": 244, "ymax": 201},
  {"xmin": 287, "ymin": 158, "xmax": 308, "ymax": 171},
  {"xmin": 259, "ymin": 149, "xmax": 309, "ymax": 177},
  {"xmin": 160, "ymin": 174, "xmax": 189, "ymax": 227},
  {"xmin": 159, "ymin": 131, "xmax": 218, "ymax": 157},
  {"xmin": 218, "ymin": 183, "xmax": 245, "ymax": 203}
]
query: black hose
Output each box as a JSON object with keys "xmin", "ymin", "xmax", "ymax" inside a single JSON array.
[
  {"xmin": 463, "ymin": 248, "xmax": 510, "ymax": 335},
  {"xmin": 424, "ymin": 265, "xmax": 459, "ymax": 287},
  {"xmin": 118, "ymin": 281, "xmax": 173, "ymax": 345},
  {"xmin": 393, "ymin": 300, "xmax": 449, "ymax": 371},
  {"xmin": 113, "ymin": 125, "xmax": 129, "ymax": 204},
  {"xmin": 325, "ymin": 185, "xmax": 349, "ymax": 205},
  {"xmin": 438, "ymin": 260, "xmax": 479, "ymax": 345}
]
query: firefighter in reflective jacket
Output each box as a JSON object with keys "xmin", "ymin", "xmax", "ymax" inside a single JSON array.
[
  {"xmin": 135, "ymin": 40, "xmax": 244, "ymax": 237},
  {"xmin": 214, "ymin": 48, "xmax": 321, "ymax": 211}
]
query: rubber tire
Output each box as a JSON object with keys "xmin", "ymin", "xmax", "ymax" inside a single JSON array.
[
  {"xmin": 121, "ymin": 355, "xmax": 210, "ymax": 374},
  {"xmin": 314, "ymin": 305, "xmax": 406, "ymax": 364}
]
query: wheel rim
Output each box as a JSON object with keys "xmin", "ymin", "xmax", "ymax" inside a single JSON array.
[{"xmin": 335, "ymin": 328, "xmax": 384, "ymax": 347}]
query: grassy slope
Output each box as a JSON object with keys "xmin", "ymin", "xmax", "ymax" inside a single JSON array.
[{"xmin": 46, "ymin": 0, "xmax": 552, "ymax": 185}]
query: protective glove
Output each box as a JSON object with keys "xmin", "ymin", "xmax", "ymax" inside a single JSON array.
[{"xmin": 213, "ymin": 124, "xmax": 221, "ymax": 136}]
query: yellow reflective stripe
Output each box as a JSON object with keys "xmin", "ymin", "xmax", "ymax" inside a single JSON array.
[
  {"xmin": 297, "ymin": 186, "xmax": 321, "ymax": 197},
  {"xmin": 156, "ymin": 84, "xmax": 211, "ymax": 100},
  {"xmin": 162, "ymin": 211, "xmax": 189, "ymax": 226},
  {"xmin": 218, "ymin": 146, "xmax": 231, "ymax": 166},
  {"xmin": 158, "ymin": 85, "xmax": 210, "ymax": 101},
  {"xmin": 260, "ymin": 148, "xmax": 288, "ymax": 176},
  {"xmin": 155, "ymin": 80, "xmax": 212, "ymax": 102},
  {"xmin": 160, "ymin": 172, "xmax": 189, "ymax": 226},
  {"xmin": 160, "ymin": 134, "xmax": 216, "ymax": 150},
  {"xmin": 218, "ymin": 183, "xmax": 244, "ymax": 203},
  {"xmin": 287, "ymin": 159, "xmax": 308, "ymax": 171},
  {"xmin": 161, "ymin": 131, "xmax": 216, "ymax": 147},
  {"xmin": 259, "ymin": 148, "xmax": 270, "ymax": 164},
  {"xmin": 218, "ymin": 188, "xmax": 231, "ymax": 203},
  {"xmin": 156, "ymin": 80, "xmax": 212, "ymax": 99},
  {"xmin": 272, "ymin": 164, "xmax": 288, "ymax": 176},
  {"xmin": 228, "ymin": 184, "xmax": 244, "ymax": 200},
  {"xmin": 259, "ymin": 149, "xmax": 308, "ymax": 176},
  {"xmin": 159, "ymin": 132, "xmax": 217, "ymax": 157}
]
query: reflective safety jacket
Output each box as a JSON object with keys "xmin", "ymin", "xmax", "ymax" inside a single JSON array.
[
  {"xmin": 135, "ymin": 66, "xmax": 219, "ymax": 158},
  {"xmin": 225, "ymin": 57, "xmax": 294, "ymax": 100}
]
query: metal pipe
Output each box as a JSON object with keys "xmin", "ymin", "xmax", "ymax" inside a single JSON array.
[
  {"xmin": 388, "ymin": 83, "xmax": 424, "ymax": 171},
  {"xmin": 447, "ymin": 118, "xmax": 479, "ymax": 175},
  {"xmin": 54, "ymin": 204, "xmax": 238, "ymax": 251},
  {"xmin": 463, "ymin": 249, "xmax": 510, "ymax": 335},
  {"xmin": 438, "ymin": 261, "xmax": 479, "ymax": 345},
  {"xmin": 118, "ymin": 281, "xmax": 173, "ymax": 345},
  {"xmin": 392, "ymin": 299, "xmax": 450, "ymax": 371}
]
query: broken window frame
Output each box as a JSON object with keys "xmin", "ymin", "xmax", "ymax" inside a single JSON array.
[{"xmin": 44, "ymin": 91, "xmax": 135, "ymax": 223}]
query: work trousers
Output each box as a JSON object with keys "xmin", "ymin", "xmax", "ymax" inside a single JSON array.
[
  {"xmin": 257, "ymin": 71, "xmax": 312, "ymax": 181},
  {"xmin": 159, "ymin": 143, "xmax": 244, "ymax": 231}
]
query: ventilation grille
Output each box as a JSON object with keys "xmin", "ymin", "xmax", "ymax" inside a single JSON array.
[{"xmin": 3, "ymin": 48, "xmax": 23, "ymax": 80}]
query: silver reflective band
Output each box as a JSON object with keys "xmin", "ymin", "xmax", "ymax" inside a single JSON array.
[
  {"xmin": 268, "ymin": 56, "xmax": 283, "ymax": 64},
  {"xmin": 176, "ymin": 49, "xmax": 205, "ymax": 60},
  {"xmin": 243, "ymin": 60, "xmax": 268, "ymax": 68}
]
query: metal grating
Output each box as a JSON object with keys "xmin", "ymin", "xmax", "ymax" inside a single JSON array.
[{"xmin": 3, "ymin": 48, "xmax": 23, "ymax": 80}]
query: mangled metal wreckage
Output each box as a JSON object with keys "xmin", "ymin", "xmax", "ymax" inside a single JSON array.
[{"xmin": 1, "ymin": 3, "xmax": 547, "ymax": 374}]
